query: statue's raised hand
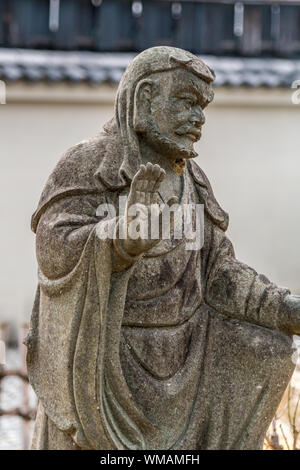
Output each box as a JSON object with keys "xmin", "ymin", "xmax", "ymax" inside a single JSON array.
[{"xmin": 119, "ymin": 162, "xmax": 177, "ymax": 257}]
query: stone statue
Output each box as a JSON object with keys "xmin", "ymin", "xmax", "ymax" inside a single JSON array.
[{"xmin": 26, "ymin": 46, "xmax": 300, "ymax": 450}]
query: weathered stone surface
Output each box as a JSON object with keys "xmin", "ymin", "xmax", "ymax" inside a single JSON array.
[{"xmin": 26, "ymin": 47, "xmax": 300, "ymax": 450}]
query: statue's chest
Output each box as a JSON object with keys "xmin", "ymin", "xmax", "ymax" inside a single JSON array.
[
  {"xmin": 125, "ymin": 241, "xmax": 193, "ymax": 303},
  {"xmin": 123, "ymin": 170, "xmax": 202, "ymax": 326},
  {"xmin": 121, "ymin": 170, "xmax": 203, "ymax": 385},
  {"xmin": 156, "ymin": 171, "xmax": 182, "ymax": 205},
  {"xmin": 121, "ymin": 242, "xmax": 202, "ymax": 384}
]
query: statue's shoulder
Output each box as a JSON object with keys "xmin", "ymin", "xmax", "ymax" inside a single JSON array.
[
  {"xmin": 31, "ymin": 123, "xmax": 120, "ymax": 232},
  {"xmin": 188, "ymin": 159, "xmax": 229, "ymax": 232},
  {"xmin": 53, "ymin": 131, "xmax": 116, "ymax": 187}
]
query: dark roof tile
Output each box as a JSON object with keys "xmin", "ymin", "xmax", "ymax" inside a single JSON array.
[
  {"xmin": 22, "ymin": 66, "xmax": 44, "ymax": 81},
  {"xmin": 2, "ymin": 64, "xmax": 22, "ymax": 81},
  {"xmin": 45, "ymin": 67, "xmax": 64, "ymax": 82},
  {"xmin": 0, "ymin": 48, "xmax": 299, "ymax": 88}
]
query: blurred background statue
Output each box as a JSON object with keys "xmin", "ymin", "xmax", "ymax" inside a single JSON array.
[{"xmin": 26, "ymin": 46, "xmax": 300, "ymax": 450}]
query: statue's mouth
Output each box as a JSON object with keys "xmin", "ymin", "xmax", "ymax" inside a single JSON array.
[
  {"xmin": 185, "ymin": 131, "xmax": 201, "ymax": 142},
  {"xmin": 175, "ymin": 127, "xmax": 202, "ymax": 142}
]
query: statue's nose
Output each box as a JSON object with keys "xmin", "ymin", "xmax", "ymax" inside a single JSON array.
[
  {"xmin": 190, "ymin": 108, "xmax": 205, "ymax": 127},
  {"xmin": 191, "ymin": 119, "xmax": 202, "ymax": 128}
]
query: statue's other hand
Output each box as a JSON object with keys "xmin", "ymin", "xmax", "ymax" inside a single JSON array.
[{"xmin": 278, "ymin": 294, "xmax": 300, "ymax": 335}]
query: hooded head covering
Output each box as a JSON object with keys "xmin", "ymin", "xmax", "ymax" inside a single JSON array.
[
  {"xmin": 111, "ymin": 46, "xmax": 215, "ymax": 184},
  {"xmin": 31, "ymin": 47, "xmax": 228, "ymax": 233}
]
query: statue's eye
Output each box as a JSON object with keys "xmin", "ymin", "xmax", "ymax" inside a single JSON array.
[{"xmin": 182, "ymin": 98, "xmax": 194, "ymax": 109}]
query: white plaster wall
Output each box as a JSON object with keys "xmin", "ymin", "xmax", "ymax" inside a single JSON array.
[
  {"xmin": 197, "ymin": 100, "xmax": 300, "ymax": 294},
  {"xmin": 0, "ymin": 101, "xmax": 113, "ymax": 324},
  {"xmin": 0, "ymin": 83, "xmax": 299, "ymax": 324}
]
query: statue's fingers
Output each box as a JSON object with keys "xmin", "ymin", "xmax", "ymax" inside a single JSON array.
[
  {"xmin": 131, "ymin": 164, "xmax": 146, "ymax": 188},
  {"xmin": 152, "ymin": 164, "xmax": 162, "ymax": 179},
  {"xmin": 144, "ymin": 162, "xmax": 155, "ymax": 179},
  {"xmin": 147, "ymin": 164, "xmax": 162, "ymax": 192},
  {"xmin": 145, "ymin": 161, "xmax": 154, "ymax": 171},
  {"xmin": 135, "ymin": 164, "xmax": 146, "ymax": 179},
  {"xmin": 136, "ymin": 163, "xmax": 157, "ymax": 192},
  {"xmin": 152, "ymin": 169, "xmax": 166, "ymax": 192}
]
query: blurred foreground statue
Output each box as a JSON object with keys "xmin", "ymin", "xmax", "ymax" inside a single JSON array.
[{"xmin": 26, "ymin": 47, "xmax": 300, "ymax": 450}]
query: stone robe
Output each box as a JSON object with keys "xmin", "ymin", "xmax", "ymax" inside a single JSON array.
[{"xmin": 27, "ymin": 128, "xmax": 295, "ymax": 450}]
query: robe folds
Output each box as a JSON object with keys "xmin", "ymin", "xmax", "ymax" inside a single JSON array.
[{"xmin": 27, "ymin": 128, "xmax": 295, "ymax": 450}]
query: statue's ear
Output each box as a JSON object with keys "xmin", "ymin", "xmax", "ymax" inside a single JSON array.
[{"xmin": 133, "ymin": 79, "xmax": 153, "ymax": 133}]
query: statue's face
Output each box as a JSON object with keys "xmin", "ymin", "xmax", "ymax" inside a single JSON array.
[{"xmin": 140, "ymin": 68, "xmax": 214, "ymax": 160}]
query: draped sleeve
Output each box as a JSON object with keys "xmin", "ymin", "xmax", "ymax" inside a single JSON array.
[
  {"xmin": 26, "ymin": 188, "xmax": 159, "ymax": 450},
  {"xmin": 203, "ymin": 222, "xmax": 290, "ymax": 331}
]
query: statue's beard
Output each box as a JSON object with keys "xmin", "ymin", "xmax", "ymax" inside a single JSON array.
[{"xmin": 141, "ymin": 119, "xmax": 198, "ymax": 160}]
